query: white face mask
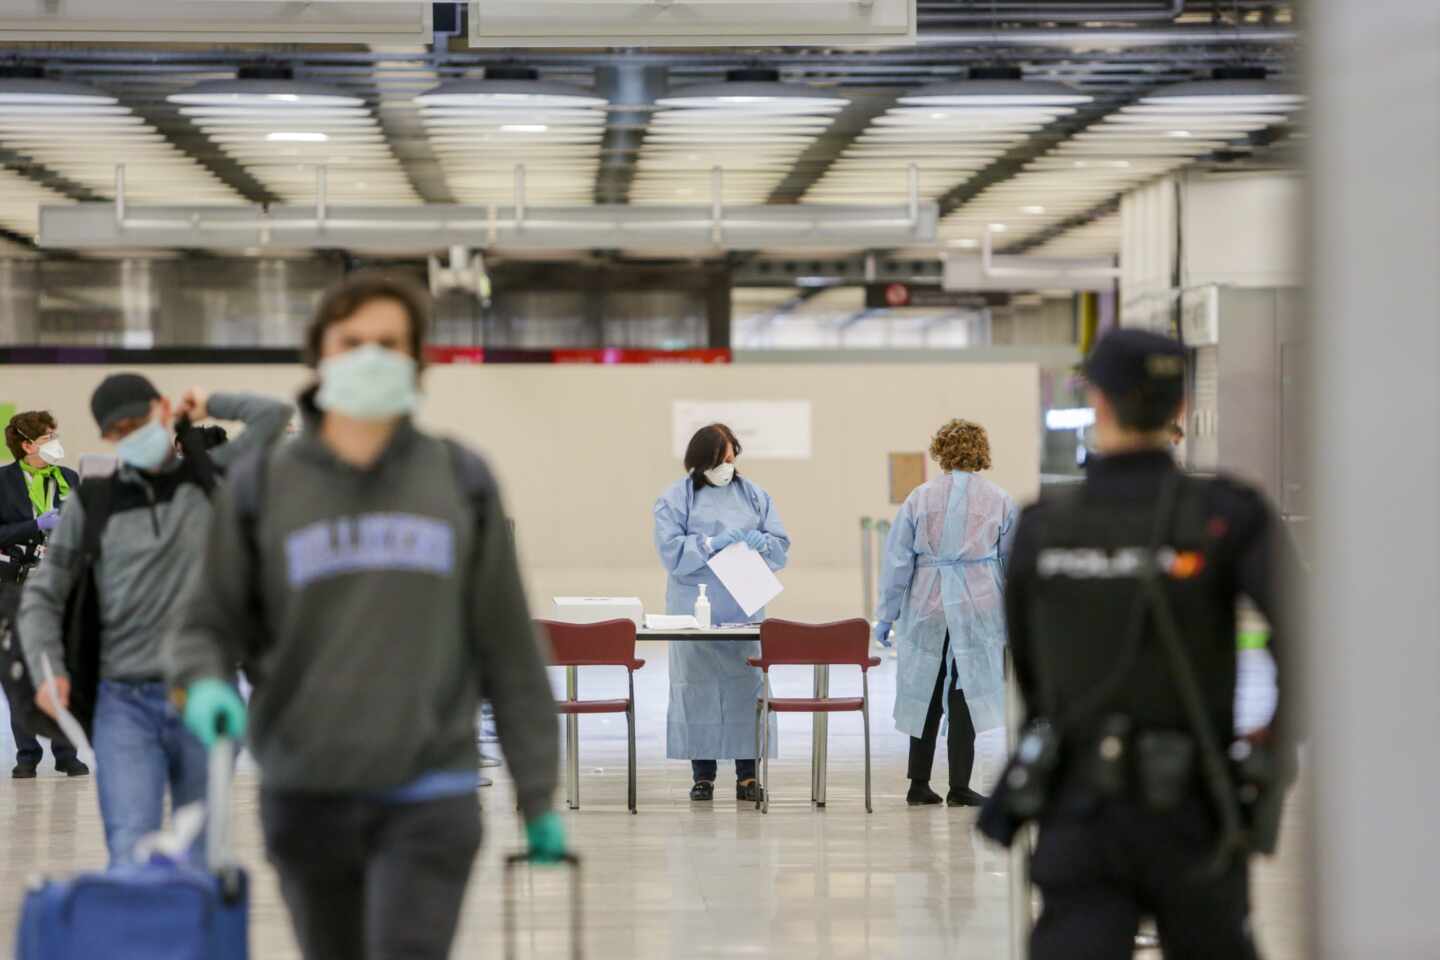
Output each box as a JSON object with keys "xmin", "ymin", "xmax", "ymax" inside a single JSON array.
[
  {"xmin": 36, "ymin": 438, "xmax": 64, "ymax": 466},
  {"xmin": 315, "ymin": 344, "xmax": 419, "ymax": 421},
  {"xmin": 704, "ymin": 462, "xmax": 735, "ymax": 487}
]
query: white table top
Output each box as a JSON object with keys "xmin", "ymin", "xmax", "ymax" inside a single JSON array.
[{"xmin": 636, "ymin": 626, "xmax": 761, "ymax": 641}]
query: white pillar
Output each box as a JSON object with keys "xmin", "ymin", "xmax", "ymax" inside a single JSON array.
[{"xmin": 1309, "ymin": 2, "xmax": 1440, "ymax": 956}]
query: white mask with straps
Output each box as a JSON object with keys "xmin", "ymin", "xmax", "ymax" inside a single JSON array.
[{"xmin": 704, "ymin": 462, "xmax": 735, "ymax": 487}]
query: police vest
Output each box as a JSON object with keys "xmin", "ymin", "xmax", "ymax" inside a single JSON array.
[{"xmin": 1025, "ymin": 474, "xmax": 1238, "ymax": 741}]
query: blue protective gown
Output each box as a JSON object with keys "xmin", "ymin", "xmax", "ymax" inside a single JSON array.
[
  {"xmin": 879, "ymin": 471, "xmax": 1018, "ymax": 737},
  {"xmin": 653, "ymin": 475, "xmax": 789, "ymax": 760}
]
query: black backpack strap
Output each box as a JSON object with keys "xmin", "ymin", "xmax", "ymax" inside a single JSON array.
[
  {"xmin": 227, "ymin": 448, "xmax": 271, "ymax": 662},
  {"xmin": 442, "ymin": 438, "xmax": 496, "ymax": 534},
  {"xmin": 76, "ymin": 474, "xmax": 117, "ymax": 563},
  {"xmin": 174, "ymin": 415, "xmax": 220, "ymax": 497}
]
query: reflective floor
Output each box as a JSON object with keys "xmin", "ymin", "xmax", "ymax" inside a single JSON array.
[{"xmin": 0, "ymin": 641, "xmax": 1306, "ymax": 958}]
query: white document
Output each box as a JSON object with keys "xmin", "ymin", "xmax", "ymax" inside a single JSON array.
[
  {"xmin": 644, "ymin": 614, "xmax": 701, "ymax": 631},
  {"xmin": 706, "ymin": 544, "xmax": 784, "ymax": 619},
  {"xmin": 40, "ymin": 653, "xmax": 95, "ymax": 764}
]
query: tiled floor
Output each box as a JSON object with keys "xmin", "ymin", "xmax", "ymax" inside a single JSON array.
[{"xmin": 0, "ymin": 641, "xmax": 1306, "ymax": 958}]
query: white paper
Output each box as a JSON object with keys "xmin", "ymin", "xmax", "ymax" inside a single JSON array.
[
  {"xmin": 644, "ymin": 614, "xmax": 700, "ymax": 631},
  {"xmin": 706, "ymin": 544, "xmax": 784, "ymax": 618},
  {"xmin": 40, "ymin": 653, "xmax": 95, "ymax": 764},
  {"xmin": 671, "ymin": 401, "xmax": 813, "ymax": 460}
]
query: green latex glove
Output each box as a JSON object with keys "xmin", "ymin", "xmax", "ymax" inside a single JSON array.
[
  {"xmin": 182, "ymin": 678, "xmax": 247, "ymax": 748},
  {"xmin": 525, "ymin": 811, "xmax": 568, "ymax": 865}
]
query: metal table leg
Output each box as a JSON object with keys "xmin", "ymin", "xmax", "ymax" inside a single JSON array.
[
  {"xmin": 566, "ymin": 665, "xmax": 580, "ymax": 810},
  {"xmin": 812, "ymin": 664, "xmax": 830, "ymax": 807}
]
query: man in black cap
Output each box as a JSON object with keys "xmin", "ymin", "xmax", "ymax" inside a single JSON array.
[
  {"xmin": 989, "ymin": 328, "xmax": 1299, "ymax": 959},
  {"xmin": 19, "ymin": 373, "xmax": 291, "ymax": 866}
]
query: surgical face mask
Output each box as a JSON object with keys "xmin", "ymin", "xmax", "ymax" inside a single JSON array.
[
  {"xmin": 704, "ymin": 462, "xmax": 735, "ymax": 487},
  {"xmin": 36, "ymin": 438, "xmax": 64, "ymax": 465},
  {"xmin": 315, "ymin": 344, "xmax": 418, "ymax": 421},
  {"xmin": 115, "ymin": 420, "xmax": 173, "ymax": 472}
]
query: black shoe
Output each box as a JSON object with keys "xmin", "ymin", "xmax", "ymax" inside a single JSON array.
[
  {"xmin": 906, "ymin": 783, "xmax": 943, "ymax": 806},
  {"xmin": 690, "ymin": 780, "xmax": 715, "ymax": 802},
  {"xmin": 11, "ymin": 764, "xmax": 37, "ymax": 780},
  {"xmin": 736, "ymin": 780, "xmax": 765, "ymax": 803},
  {"xmin": 947, "ymin": 788, "xmax": 989, "ymax": 808},
  {"xmin": 57, "ymin": 758, "xmax": 90, "ymax": 778}
]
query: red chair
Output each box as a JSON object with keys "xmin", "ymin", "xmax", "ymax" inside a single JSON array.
[
  {"xmin": 536, "ymin": 619, "xmax": 646, "ymax": 815},
  {"xmin": 747, "ymin": 618, "xmax": 882, "ymax": 814}
]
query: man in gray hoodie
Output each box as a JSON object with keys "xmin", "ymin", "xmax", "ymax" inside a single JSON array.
[
  {"xmin": 21, "ymin": 376, "xmax": 292, "ymax": 865},
  {"xmin": 168, "ymin": 271, "xmax": 564, "ymax": 960}
]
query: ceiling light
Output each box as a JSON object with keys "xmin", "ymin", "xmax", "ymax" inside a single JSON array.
[
  {"xmin": 500, "ymin": 124, "xmax": 549, "ymax": 133},
  {"xmin": 1168, "ymin": 130, "xmax": 1193, "ymax": 138},
  {"xmin": 656, "ymin": 69, "xmax": 850, "ymax": 110},
  {"xmin": 168, "ymin": 68, "xmax": 362, "ymax": 108},
  {"xmin": 900, "ymin": 67, "xmax": 1092, "ymax": 107},
  {"xmin": 416, "ymin": 68, "xmax": 606, "ymax": 109},
  {"xmin": 0, "ymin": 69, "xmax": 117, "ymax": 106},
  {"xmin": 1141, "ymin": 67, "xmax": 1305, "ymax": 109},
  {"xmin": 989, "ymin": 223, "xmax": 1008, "ymax": 233},
  {"xmin": 265, "ymin": 132, "xmax": 330, "ymax": 142},
  {"xmin": 1021, "ymin": 205, "xmax": 1046, "ymax": 215}
]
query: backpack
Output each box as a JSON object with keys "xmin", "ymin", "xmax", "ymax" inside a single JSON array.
[{"xmin": 0, "ymin": 419, "xmax": 218, "ymax": 740}]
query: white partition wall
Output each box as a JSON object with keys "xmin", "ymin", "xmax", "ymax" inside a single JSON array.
[
  {"xmin": 0, "ymin": 362, "xmax": 1039, "ymax": 624},
  {"xmin": 1309, "ymin": 1, "xmax": 1440, "ymax": 956}
]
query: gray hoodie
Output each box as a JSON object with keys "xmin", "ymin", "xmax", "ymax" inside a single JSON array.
[
  {"xmin": 19, "ymin": 392, "xmax": 293, "ymax": 683},
  {"xmin": 165, "ymin": 411, "xmax": 558, "ymax": 820}
]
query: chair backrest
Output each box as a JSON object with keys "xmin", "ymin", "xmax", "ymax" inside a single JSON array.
[
  {"xmin": 756, "ymin": 618, "xmax": 873, "ymax": 668},
  {"xmin": 536, "ymin": 619, "xmax": 640, "ymax": 669}
]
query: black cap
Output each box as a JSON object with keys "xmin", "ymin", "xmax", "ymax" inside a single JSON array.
[
  {"xmin": 1084, "ymin": 329, "xmax": 1186, "ymax": 397},
  {"xmin": 91, "ymin": 373, "xmax": 160, "ymax": 434}
]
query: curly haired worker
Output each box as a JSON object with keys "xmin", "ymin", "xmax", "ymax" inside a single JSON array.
[{"xmin": 875, "ymin": 420, "xmax": 1018, "ymax": 807}]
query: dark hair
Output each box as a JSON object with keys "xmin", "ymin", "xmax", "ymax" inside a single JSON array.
[
  {"xmin": 5, "ymin": 411, "xmax": 56, "ymax": 462},
  {"xmin": 685, "ymin": 423, "xmax": 742, "ymax": 489},
  {"xmin": 1108, "ymin": 384, "xmax": 1184, "ymax": 432},
  {"xmin": 305, "ymin": 270, "xmax": 431, "ymax": 370}
]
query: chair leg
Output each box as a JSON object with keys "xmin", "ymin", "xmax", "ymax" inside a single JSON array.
[
  {"xmin": 760, "ymin": 676, "xmax": 771, "ymax": 814},
  {"xmin": 627, "ymin": 704, "xmax": 638, "ymax": 815},
  {"xmin": 862, "ymin": 674, "xmax": 873, "ymax": 815},
  {"xmin": 754, "ymin": 698, "xmax": 763, "ymax": 805}
]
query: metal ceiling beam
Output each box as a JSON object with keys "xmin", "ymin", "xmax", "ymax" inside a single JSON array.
[
  {"xmin": 765, "ymin": 91, "xmax": 896, "ymax": 205},
  {"xmin": 594, "ymin": 64, "xmax": 667, "ymax": 205},
  {"xmin": 916, "ymin": 24, "xmax": 1295, "ymax": 45},
  {"xmin": 1006, "ymin": 197, "xmax": 1123, "ymax": 254},
  {"xmin": 917, "ymin": 0, "xmax": 1184, "ymax": 24},
  {"xmin": 122, "ymin": 99, "xmax": 277, "ymax": 206}
]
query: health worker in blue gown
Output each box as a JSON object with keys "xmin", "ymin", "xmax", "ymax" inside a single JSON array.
[
  {"xmin": 875, "ymin": 419, "xmax": 1017, "ymax": 809},
  {"xmin": 653, "ymin": 424, "xmax": 789, "ymax": 804}
]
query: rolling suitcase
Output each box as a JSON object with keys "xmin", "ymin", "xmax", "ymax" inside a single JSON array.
[
  {"xmin": 503, "ymin": 852, "xmax": 583, "ymax": 960},
  {"xmin": 14, "ymin": 735, "xmax": 249, "ymax": 960}
]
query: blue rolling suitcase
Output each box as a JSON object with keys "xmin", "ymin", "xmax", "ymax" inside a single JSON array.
[{"xmin": 14, "ymin": 737, "xmax": 248, "ymax": 960}]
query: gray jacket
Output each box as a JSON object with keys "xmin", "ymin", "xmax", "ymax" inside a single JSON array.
[
  {"xmin": 19, "ymin": 393, "xmax": 294, "ymax": 683},
  {"xmin": 165, "ymin": 414, "xmax": 558, "ymax": 820}
]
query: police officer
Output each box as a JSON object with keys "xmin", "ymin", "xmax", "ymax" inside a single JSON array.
[
  {"xmin": 992, "ymin": 329, "xmax": 1297, "ymax": 959},
  {"xmin": 0, "ymin": 411, "xmax": 87, "ymax": 778}
]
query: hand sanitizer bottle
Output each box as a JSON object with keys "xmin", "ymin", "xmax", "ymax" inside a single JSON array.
[{"xmin": 694, "ymin": 584, "xmax": 712, "ymax": 630}]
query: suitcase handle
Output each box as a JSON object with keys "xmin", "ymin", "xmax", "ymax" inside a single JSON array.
[{"xmin": 503, "ymin": 851, "xmax": 583, "ymax": 960}]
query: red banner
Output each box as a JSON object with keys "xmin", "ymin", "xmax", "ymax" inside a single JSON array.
[{"xmin": 425, "ymin": 347, "xmax": 731, "ymax": 365}]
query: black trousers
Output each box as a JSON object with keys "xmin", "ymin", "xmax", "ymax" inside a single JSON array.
[
  {"xmin": 692, "ymin": 759, "xmax": 757, "ymax": 783},
  {"xmin": 1, "ymin": 581, "xmax": 76, "ymax": 769},
  {"xmin": 907, "ymin": 634, "xmax": 976, "ymax": 790},
  {"xmin": 261, "ymin": 789, "xmax": 482, "ymax": 960},
  {"xmin": 1030, "ymin": 795, "xmax": 1261, "ymax": 960}
]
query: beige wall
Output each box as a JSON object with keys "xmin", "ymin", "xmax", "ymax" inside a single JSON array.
[{"xmin": 1, "ymin": 362, "xmax": 1040, "ymax": 622}]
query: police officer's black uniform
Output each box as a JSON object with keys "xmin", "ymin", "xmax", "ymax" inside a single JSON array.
[
  {"xmin": 0, "ymin": 456, "xmax": 82, "ymax": 776},
  {"xmin": 996, "ymin": 330, "xmax": 1297, "ymax": 960}
]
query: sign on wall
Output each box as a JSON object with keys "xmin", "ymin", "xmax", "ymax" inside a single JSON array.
[{"xmin": 672, "ymin": 401, "xmax": 813, "ymax": 461}]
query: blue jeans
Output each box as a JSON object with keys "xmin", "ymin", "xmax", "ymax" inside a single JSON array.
[{"xmin": 92, "ymin": 680, "xmax": 209, "ymax": 866}]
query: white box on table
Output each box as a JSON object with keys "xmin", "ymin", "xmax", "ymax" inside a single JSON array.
[{"xmin": 551, "ymin": 597, "xmax": 645, "ymax": 629}]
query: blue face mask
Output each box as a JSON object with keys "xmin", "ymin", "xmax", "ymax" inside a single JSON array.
[
  {"xmin": 315, "ymin": 344, "xmax": 418, "ymax": 420},
  {"xmin": 116, "ymin": 419, "xmax": 173, "ymax": 472}
]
